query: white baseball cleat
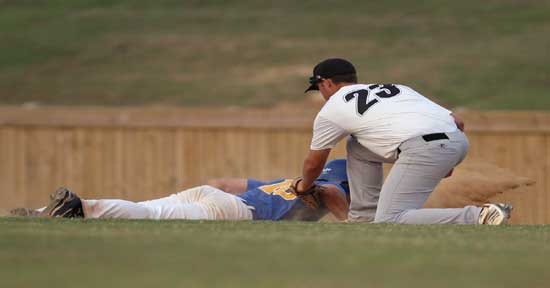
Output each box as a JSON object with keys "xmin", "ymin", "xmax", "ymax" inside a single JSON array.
[{"xmin": 478, "ymin": 203, "xmax": 513, "ymax": 225}]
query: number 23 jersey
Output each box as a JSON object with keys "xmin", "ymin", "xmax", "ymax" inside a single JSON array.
[{"xmin": 311, "ymin": 84, "xmax": 459, "ymax": 160}]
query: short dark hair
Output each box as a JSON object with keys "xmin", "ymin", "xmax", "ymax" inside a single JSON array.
[{"xmin": 330, "ymin": 73, "xmax": 357, "ymax": 84}]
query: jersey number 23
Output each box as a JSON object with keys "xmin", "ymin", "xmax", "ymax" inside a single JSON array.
[{"xmin": 344, "ymin": 84, "xmax": 401, "ymax": 116}]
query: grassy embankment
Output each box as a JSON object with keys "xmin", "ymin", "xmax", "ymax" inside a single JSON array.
[{"xmin": 1, "ymin": 0, "xmax": 549, "ymax": 109}]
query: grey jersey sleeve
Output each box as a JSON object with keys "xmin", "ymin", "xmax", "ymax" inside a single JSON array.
[{"xmin": 310, "ymin": 115, "xmax": 349, "ymax": 150}]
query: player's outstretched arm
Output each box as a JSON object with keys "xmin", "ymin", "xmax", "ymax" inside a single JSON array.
[
  {"xmin": 319, "ymin": 184, "xmax": 349, "ymax": 221},
  {"xmin": 206, "ymin": 178, "xmax": 248, "ymax": 194}
]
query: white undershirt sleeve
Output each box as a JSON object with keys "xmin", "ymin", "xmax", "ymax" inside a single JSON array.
[{"xmin": 310, "ymin": 115, "xmax": 349, "ymax": 150}]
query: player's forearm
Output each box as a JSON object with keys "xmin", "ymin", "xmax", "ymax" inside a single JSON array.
[
  {"xmin": 299, "ymin": 149, "xmax": 331, "ymax": 191},
  {"xmin": 301, "ymin": 161, "xmax": 323, "ymax": 190}
]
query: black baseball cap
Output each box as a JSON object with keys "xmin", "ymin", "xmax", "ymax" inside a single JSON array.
[{"xmin": 305, "ymin": 58, "xmax": 356, "ymax": 92}]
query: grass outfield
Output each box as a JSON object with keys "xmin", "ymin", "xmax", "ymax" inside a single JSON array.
[
  {"xmin": 1, "ymin": 1, "xmax": 549, "ymax": 109},
  {"xmin": 1, "ymin": 218, "xmax": 549, "ymax": 288}
]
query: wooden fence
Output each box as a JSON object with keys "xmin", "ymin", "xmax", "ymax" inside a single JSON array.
[{"xmin": 1, "ymin": 107, "xmax": 549, "ymax": 223}]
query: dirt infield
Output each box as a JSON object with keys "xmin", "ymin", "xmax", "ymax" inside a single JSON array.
[{"xmin": 425, "ymin": 160, "xmax": 535, "ymax": 209}]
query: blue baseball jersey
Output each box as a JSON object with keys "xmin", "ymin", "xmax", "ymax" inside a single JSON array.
[{"xmin": 236, "ymin": 178, "xmax": 345, "ymax": 221}]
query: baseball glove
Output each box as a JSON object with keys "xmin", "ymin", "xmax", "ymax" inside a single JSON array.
[{"xmin": 289, "ymin": 177, "xmax": 325, "ymax": 209}]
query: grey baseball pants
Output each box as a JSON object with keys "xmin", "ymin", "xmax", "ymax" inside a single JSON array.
[{"xmin": 346, "ymin": 130, "xmax": 482, "ymax": 224}]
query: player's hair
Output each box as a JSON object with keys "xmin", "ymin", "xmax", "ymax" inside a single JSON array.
[{"xmin": 330, "ymin": 73, "xmax": 357, "ymax": 84}]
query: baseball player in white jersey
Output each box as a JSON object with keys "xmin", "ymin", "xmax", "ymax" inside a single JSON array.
[{"xmin": 296, "ymin": 58, "xmax": 512, "ymax": 225}]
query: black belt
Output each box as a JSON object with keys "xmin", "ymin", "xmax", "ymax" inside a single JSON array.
[
  {"xmin": 397, "ymin": 133, "xmax": 449, "ymax": 155},
  {"xmin": 422, "ymin": 133, "xmax": 449, "ymax": 142}
]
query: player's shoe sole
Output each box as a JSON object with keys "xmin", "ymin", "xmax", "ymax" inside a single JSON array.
[
  {"xmin": 39, "ymin": 187, "xmax": 84, "ymax": 218},
  {"xmin": 10, "ymin": 207, "xmax": 40, "ymax": 217},
  {"xmin": 478, "ymin": 203, "xmax": 512, "ymax": 225}
]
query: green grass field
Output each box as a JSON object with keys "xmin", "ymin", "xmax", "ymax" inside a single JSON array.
[
  {"xmin": 1, "ymin": 0, "xmax": 549, "ymax": 109},
  {"xmin": 1, "ymin": 218, "xmax": 549, "ymax": 288}
]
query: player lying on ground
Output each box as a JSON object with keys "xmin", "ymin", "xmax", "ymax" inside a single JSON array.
[{"xmin": 11, "ymin": 159, "xmax": 350, "ymax": 221}]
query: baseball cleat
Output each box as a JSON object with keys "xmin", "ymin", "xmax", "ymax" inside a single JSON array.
[
  {"xmin": 478, "ymin": 203, "xmax": 512, "ymax": 225},
  {"xmin": 40, "ymin": 187, "xmax": 84, "ymax": 218},
  {"xmin": 10, "ymin": 207, "xmax": 40, "ymax": 217}
]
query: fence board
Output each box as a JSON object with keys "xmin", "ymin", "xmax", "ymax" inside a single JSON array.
[
  {"xmin": 545, "ymin": 134, "xmax": 550, "ymax": 223},
  {"xmin": 0, "ymin": 128, "xmax": 16, "ymax": 208},
  {"xmin": 520, "ymin": 135, "xmax": 547, "ymax": 223}
]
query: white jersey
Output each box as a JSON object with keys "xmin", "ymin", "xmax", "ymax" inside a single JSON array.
[{"xmin": 310, "ymin": 84, "xmax": 458, "ymax": 160}]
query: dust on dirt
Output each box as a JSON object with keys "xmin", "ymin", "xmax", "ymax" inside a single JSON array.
[{"xmin": 424, "ymin": 159, "xmax": 534, "ymax": 208}]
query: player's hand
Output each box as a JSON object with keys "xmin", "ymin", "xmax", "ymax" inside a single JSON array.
[
  {"xmin": 289, "ymin": 177, "xmax": 324, "ymax": 209},
  {"xmin": 296, "ymin": 179, "xmax": 312, "ymax": 193},
  {"xmin": 451, "ymin": 113, "xmax": 465, "ymax": 131}
]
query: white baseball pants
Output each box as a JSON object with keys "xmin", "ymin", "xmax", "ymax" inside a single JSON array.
[
  {"xmin": 80, "ymin": 185, "xmax": 254, "ymax": 220},
  {"xmin": 347, "ymin": 131, "xmax": 482, "ymax": 224}
]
